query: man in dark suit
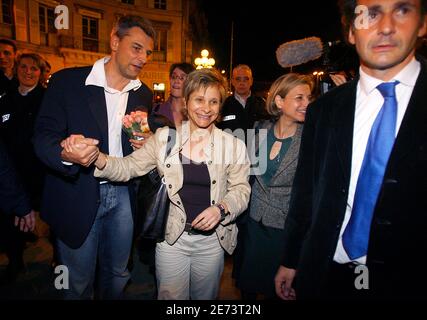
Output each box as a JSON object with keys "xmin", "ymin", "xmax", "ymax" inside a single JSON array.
[
  {"xmin": 33, "ymin": 15, "xmax": 155, "ymax": 299},
  {"xmin": 0, "ymin": 38, "xmax": 18, "ymax": 95},
  {"xmin": 217, "ymin": 64, "xmax": 268, "ymax": 135},
  {"xmin": 217, "ymin": 65, "xmax": 268, "ymax": 285},
  {"xmin": 275, "ymin": 0, "xmax": 427, "ymax": 299}
]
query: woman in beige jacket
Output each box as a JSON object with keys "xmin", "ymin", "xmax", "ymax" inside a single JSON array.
[{"xmin": 89, "ymin": 69, "xmax": 250, "ymax": 299}]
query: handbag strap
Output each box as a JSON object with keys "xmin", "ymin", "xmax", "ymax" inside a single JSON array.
[{"xmin": 164, "ymin": 127, "xmax": 176, "ymax": 161}]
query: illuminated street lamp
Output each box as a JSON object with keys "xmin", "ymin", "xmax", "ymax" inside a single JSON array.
[{"xmin": 194, "ymin": 49, "xmax": 215, "ymax": 69}]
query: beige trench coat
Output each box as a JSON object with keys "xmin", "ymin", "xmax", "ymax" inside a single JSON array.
[{"xmin": 94, "ymin": 123, "xmax": 251, "ymax": 254}]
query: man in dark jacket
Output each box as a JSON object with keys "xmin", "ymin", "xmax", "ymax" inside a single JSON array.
[
  {"xmin": 217, "ymin": 64, "xmax": 269, "ymax": 291},
  {"xmin": 275, "ymin": 0, "xmax": 427, "ymax": 300},
  {"xmin": 0, "ymin": 38, "xmax": 18, "ymax": 95},
  {"xmin": 33, "ymin": 15, "xmax": 155, "ymax": 299},
  {"xmin": 217, "ymin": 64, "xmax": 268, "ymax": 136}
]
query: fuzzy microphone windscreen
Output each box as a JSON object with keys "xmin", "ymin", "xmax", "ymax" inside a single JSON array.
[{"xmin": 276, "ymin": 37, "xmax": 323, "ymax": 68}]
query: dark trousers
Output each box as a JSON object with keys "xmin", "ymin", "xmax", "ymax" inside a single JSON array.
[{"xmin": 0, "ymin": 214, "xmax": 25, "ymax": 269}]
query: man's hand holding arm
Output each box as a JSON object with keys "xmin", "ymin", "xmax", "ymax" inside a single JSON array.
[{"xmin": 60, "ymin": 134, "xmax": 100, "ymax": 167}]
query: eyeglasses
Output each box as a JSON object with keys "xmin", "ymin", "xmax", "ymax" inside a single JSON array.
[
  {"xmin": 234, "ymin": 76, "xmax": 250, "ymax": 82},
  {"xmin": 171, "ymin": 74, "xmax": 187, "ymax": 81}
]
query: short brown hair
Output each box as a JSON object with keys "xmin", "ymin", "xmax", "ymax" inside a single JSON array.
[
  {"xmin": 114, "ymin": 15, "xmax": 156, "ymax": 42},
  {"xmin": 0, "ymin": 38, "xmax": 17, "ymax": 53},
  {"xmin": 266, "ymin": 73, "xmax": 313, "ymax": 118},
  {"xmin": 169, "ymin": 62, "xmax": 195, "ymax": 77}
]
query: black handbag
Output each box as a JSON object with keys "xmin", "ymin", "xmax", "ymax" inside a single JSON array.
[{"xmin": 138, "ymin": 129, "xmax": 176, "ymax": 241}]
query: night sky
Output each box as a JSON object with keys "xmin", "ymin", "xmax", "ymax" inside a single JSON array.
[{"xmin": 200, "ymin": 0, "xmax": 354, "ymax": 83}]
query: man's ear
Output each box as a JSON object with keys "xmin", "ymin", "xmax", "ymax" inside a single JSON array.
[
  {"xmin": 110, "ymin": 32, "xmax": 120, "ymax": 52},
  {"xmin": 418, "ymin": 15, "xmax": 427, "ymax": 38}
]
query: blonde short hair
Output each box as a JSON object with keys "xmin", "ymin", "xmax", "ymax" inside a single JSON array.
[
  {"xmin": 183, "ymin": 68, "xmax": 228, "ymax": 109},
  {"xmin": 266, "ymin": 73, "xmax": 313, "ymax": 118}
]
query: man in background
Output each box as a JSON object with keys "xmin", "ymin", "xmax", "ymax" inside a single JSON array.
[
  {"xmin": 0, "ymin": 39, "xmax": 18, "ymax": 94},
  {"xmin": 218, "ymin": 64, "xmax": 268, "ymax": 135}
]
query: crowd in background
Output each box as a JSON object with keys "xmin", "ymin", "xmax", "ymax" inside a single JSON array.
[{"xmin": 1, "ymin": 0, "xmax": 427, "ymax": 302}]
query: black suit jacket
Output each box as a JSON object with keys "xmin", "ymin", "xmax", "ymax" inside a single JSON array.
[
  {"xmin": 34, "ymin": 66, "xmax": 152, "ymax": 249},
  {"xmin": 0, "ymin": 139, "xmax": 31, "ymax": 217},
  {"xmin": 0, "ymin": 71, "xmax": 18, "ymax": 97},
  {"xmin": 0, "ymin": 84, "xmax": 45, "ymax": 210},
  {"xmin": 282, "ymin": 58, "xmax": 427, "ymax": 299},
  {"xmin": 217, "ymin": 95, "xmax": 268, "ymax": 132}
]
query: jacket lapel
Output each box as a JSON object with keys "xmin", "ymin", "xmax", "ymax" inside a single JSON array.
[
  {"xmin": 165, "ymin": 125, "xmax": 185, "ymax": 196},
  {"xmin": 253, "ymin": 121, "xmax": 273, "ymax": 192},
  {"xmin": 86, "ymin": 85, "xmax": 109, "ymax": 154},
  {"xmin": 271, "ymin": 124, "xmax": 303, "ymax": 182},
  {"xmin": 125, "ymin": 87, "xmax": 148, "ymax": 114},
  {"xmin": 386, "ymin": 59, "xmax": 427, "ymax": 173},
  {"xmin": 330, "ymin": 79, "xmax": 357, "ymax": 185}
]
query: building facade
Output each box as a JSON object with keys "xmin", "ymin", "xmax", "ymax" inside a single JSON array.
[{"xmin": 0, "ymin": 0, "xmax": 206, "ymax": 102}]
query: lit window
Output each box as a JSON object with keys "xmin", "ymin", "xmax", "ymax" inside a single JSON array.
[
  {"xmin": 82, "ymin": 16, "xmax": 99, "ymax": 52},
  {"xmin": 154, "ymin": 0, "xmax": 166, "ymax": 10},
  {"xmin": 153, "ymin": 29, "xmax": 167, "ymax": 62},
  {"xmin": 1, "ymin": 0, "xmax": 13, "ymax": 24},
  {"xmin": 39, "ymin": 5, "xmax": 57, "ymax": 46}
]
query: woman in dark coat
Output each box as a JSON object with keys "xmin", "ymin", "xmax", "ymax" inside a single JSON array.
[{"xmin": 237, "ymin": 73, "xmax": 313, "ymax": 299}]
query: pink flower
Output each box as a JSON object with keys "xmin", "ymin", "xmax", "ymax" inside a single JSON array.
[
  {"xmin": 122, "ymin": 109, "xmax": 150, "ymax": 138},
  {"xmin": 123, "ymin": 118, "xmax": 132, "ymax": 128}
]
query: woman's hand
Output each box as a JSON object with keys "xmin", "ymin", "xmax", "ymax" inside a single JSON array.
[
  {"xmin": 130, "ymin": 131, "xmax": 153, "ymax": 150},
  {"xmin": 191, "ymin": 206, "xmax": 221, "ymax": 231},
  {"xmin": 330, "ymin": 73, "xmax": 347, "ymax": 87}
]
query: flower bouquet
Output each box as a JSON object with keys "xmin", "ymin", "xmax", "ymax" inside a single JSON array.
[{"xmin": 122, "ymin": 110, "xmax": 150, "ymax": 141}]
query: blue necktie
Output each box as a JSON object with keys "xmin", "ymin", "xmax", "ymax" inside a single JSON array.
[{"xmin": 342, "ymin": 81, "xmax": 399, "ymax": 260}]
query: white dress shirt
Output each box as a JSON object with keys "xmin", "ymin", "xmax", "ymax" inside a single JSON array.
[
  {"xmin": 333, "ymin": 58, "xmax": 421, "ymax": 265},
  {"xmin": 234, "ymin": 91, "xmax": 251, "ymax": 108},
  {"xmin": 85, "ymin": 57, "xmax": 141, "ymax": 158}
]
